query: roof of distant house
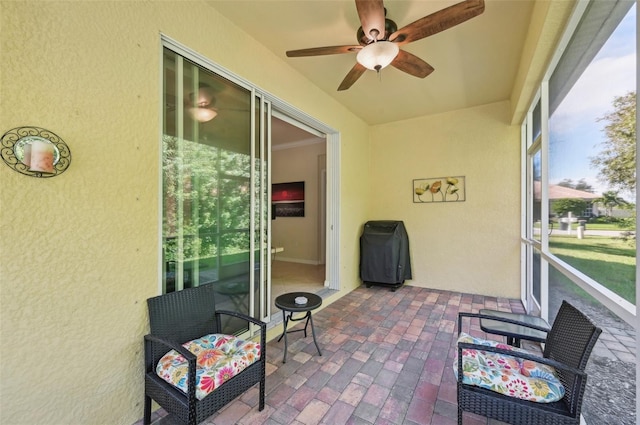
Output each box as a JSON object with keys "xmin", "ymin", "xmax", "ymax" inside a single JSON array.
[{"xmin": 534, "ymin": 182, "xmax": 601, "ymax": 200}]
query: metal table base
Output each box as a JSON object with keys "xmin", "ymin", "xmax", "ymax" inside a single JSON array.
[{"xmin": 275, "ymin": 292, "xmax": 322, "ymax": 363}]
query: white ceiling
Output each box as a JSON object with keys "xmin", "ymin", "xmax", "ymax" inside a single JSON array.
[
  {"xmin": 209, "ymin": 0, "xmax": 536, "ymax": 126},
  {"xmin": 271, "ymin": 116, "xmax": 326, "ymax": 149}
]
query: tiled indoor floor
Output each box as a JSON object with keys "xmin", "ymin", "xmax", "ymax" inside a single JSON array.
[{"xmin": 143, "ymin": 285, "xmax": 526, "ymax": 425}]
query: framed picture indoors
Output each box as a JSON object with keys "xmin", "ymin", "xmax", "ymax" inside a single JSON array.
[{"xmin": 272, "ymin": 181, "xmax": 305, "ymax": 217}]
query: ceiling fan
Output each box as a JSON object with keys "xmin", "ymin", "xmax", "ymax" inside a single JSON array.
[{"xmin": 285, "ymin": 0, "xmax": 485, "ymax": 91}]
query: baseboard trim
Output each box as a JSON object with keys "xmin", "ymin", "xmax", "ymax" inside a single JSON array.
[{"xmin": 274, "ymin": 257, "xmax": 320, "ymax": 265}]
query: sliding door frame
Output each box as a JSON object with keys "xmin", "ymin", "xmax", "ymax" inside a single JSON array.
[{"xmin": 160, "ymin": 35, "xmax": 341, "ymax": 325}]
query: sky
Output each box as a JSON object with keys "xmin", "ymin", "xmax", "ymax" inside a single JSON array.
[{"xmin": 548, "ymin": 4, "xmax": 636, "ymax": 198}]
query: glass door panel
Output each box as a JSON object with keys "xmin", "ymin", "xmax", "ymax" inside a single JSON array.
[{"xmin": 162, "ymin": 48, "xmax": 270, "ymax": 334}]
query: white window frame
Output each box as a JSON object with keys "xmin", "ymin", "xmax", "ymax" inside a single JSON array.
[
  {"xmin": 159, "ymin": 35, "xmax": 343, "ymax": 301},
  {"xmin": 521, "ymin": 0, "xmax": 638, "ymax": 420}
]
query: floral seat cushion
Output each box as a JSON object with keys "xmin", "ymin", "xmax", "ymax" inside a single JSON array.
[
  {"xmin": 156, "ymin": 333, "xmax": 261, "ymax": 401},
  {"xmin": 454, "ymin": 332, "xmax": 564, "ymax": 403}
]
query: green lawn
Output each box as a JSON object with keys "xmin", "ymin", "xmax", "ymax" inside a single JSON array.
[
  {"xmin": 549, "ymin": 235, "xmax": 636, "ymax": 303},
  {"xmin": 548, "ymin": 221, "xmax": 635, "ymax": 231},
  {"xmin": 534, "ymin": 222, "xmax": 634, "ymax": 231},
  {"xmin": 580, "ymin": 222, "xmax": 634, "ymax": 231}
]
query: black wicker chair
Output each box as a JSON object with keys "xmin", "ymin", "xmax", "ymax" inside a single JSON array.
[
  {"xmin": 456, "ymin": 300, "xmax": 601, "ymax": 425},
  {"xmin": 143, "ymin": 284, "xmax": 266, "ymax": 425}
]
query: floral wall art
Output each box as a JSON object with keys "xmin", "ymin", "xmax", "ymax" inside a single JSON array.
[{"xmin": 413, "ymin": 176, "xmax": 465, "ymax": 203}]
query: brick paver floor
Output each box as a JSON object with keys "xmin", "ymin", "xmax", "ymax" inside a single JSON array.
[
  {"xmin": 143, "ymin": 286, "xmax": 524, "ymax": 425},
  {"xmin": 142, "ymin": 284, "xmax": 628, "ymax": 425}
]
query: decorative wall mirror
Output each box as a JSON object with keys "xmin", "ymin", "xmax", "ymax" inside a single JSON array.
[{"xmin": 1, "ymin": 126, "xmax": 71, "ymax": 177}]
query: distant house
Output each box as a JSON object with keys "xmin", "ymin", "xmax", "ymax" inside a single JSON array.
[
  {"xmin": 549, "ymin": 185, "xmax": 602, "ymax": 217},
  {"xmin": 533, "ymin": 182, "xmax": 601, "ymax": 221}
]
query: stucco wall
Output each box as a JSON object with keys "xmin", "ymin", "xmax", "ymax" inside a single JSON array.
[
  {"xmin": 369, "ymin": 101, "xmax": 521, "ymax": 298},
  {"xmin": 0, "ymin": 2, "xmax": 370, "ymax": 424},
  {"xmin": 0, "ymin": 0, "xmax": 574, "ymax": 422},
  {"xmin": 272, "ymin": 142, "xmax": 327, "ymax": 264}
]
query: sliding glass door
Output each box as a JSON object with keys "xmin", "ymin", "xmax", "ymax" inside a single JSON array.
[{"xmin": 162, "ymin": 47, "xmax": 271, "ymax": 334}]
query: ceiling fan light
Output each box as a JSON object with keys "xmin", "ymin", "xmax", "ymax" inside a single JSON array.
[
  {"xmin": 356, "ymin": 41, "xmax": 399, "ymax": 71},
  {"xmin": 189, "ymin": 86, "xmax": 216, "ymax": 106},
  {"xmin": 188, "ymin": 106, "xmax": 218, "ymax": 122}
]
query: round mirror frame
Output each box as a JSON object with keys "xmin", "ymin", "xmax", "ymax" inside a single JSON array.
[{"xmin": 1, "ymin": 126, "xmax": 71, "ymax": 178}]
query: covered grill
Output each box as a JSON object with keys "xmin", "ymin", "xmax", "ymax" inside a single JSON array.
[{"xmin": 359, "ymin": 220, "xmax": 412, "ymax": 290}]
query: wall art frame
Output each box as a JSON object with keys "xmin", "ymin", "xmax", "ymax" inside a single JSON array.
[
  {"xmin": 272, "ymin": 181, "xmax": 305, "ymax": 217},
  {"xmin": 413, "ymin": 176, "xmax": 465, "ymax": 203},
  {"xmin": 1, "ymin": 126, "xmax": 71, "ymax": 178}
]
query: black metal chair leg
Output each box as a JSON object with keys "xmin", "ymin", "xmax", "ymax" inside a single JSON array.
[
  {"xmin": 259, "ymin": 378, "xmax": 265, "ymax": 411},
  {"xmin": 143, "ymin": 396, "xmax": 151, "ymax": 425}
]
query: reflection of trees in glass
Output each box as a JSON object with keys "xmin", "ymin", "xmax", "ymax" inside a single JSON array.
[
  {"xmin": 220, "ymin": 177, "xmax": 250, "ymax": 230},
  {"xmin": 163, "ymin": 135, "xmax": 251, "ymax": 263}
]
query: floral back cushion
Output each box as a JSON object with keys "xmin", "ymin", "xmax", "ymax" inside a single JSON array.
[
  {"xmin": 454, "ymin": 332, "xmax": 565, "ymax": 403},
  {"xmin": 156, "ymin": 333, "xmax": 261, "ymax": 401}
]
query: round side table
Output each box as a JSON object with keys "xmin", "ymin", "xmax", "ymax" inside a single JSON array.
[{"xmin": 275, "ymin": 292, "xmax": 322, "ymax": 363}]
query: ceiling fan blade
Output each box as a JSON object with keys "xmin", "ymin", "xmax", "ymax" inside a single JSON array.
[
  {"xmin": 338, "ymin": 63, "xmax": 367, "ymax": 91},
  {"xmin": 391, "ymin": 50, "xmax": 434, "ymax": 78},
  {"xmin": 389, "ymin": 0, "xmax": 485, "ymax": 46},
  {"xmin": 355, "ymin": 0, "xmax": 386, "ymax": 41},
  {"xmin": 286, "ymin": 45, "xmax": 361, "ymax": 57}
]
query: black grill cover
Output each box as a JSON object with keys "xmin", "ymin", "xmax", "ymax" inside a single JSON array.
[{"xmin": 359, "ymin": 221, "xmax": 412, "ymax": 285}]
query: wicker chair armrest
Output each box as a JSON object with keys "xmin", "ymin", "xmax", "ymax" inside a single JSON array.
[
  {"xmin": 456, "ymin": 342, "xmax": 585, "ymax": 378},
  {"xmin": 144, "ymin": 334, "xmax": 198, "ymax": 401},
  {"xmin": 144, "ymin": 334, "xmax": 197, "ymax": 361},
  {"xmin": 457, "ymin": 312, "xmax": 550, "ymax": 336},
  {"xmin": 214, "ymin": 310, "xmax": 267, "ymax": 351},
  {"xmin": 215, "ymin": 310, "xmax": 267, "ymax": 330}
]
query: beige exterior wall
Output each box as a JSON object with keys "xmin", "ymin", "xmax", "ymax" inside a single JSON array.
[
  {"xmin": 272, "ymin": 142, "xmax": 327, "ymax": 264},
  {"xmin": 0, "ymin": 2, "xmax": 369, "ymax": 424},
  {"xmin": 369, "ymin": 101, "xmax": 521, "ymax": 298}
]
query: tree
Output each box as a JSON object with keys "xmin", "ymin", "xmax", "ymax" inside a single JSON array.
[
  {"xmin": 591, "ymin": 91, "xmax": 636, "ymax": 194},
  {"xmin": 556, "ymin": 178, "xmax": 594, "ymax": 192},
  {"xmin": 552, "ymin": 198, "xmax": 587, "ymax": 217},
  {"xmin": 595, "ymin": 190, "xmax": 629, "ymax": 217},
  {"xmin": 574, "ymin": 178, "xmax": 594, "ymax": 193},
  {"xmin": 557, "ymin": 178, "xmax": 575, "ymax": 188}
]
